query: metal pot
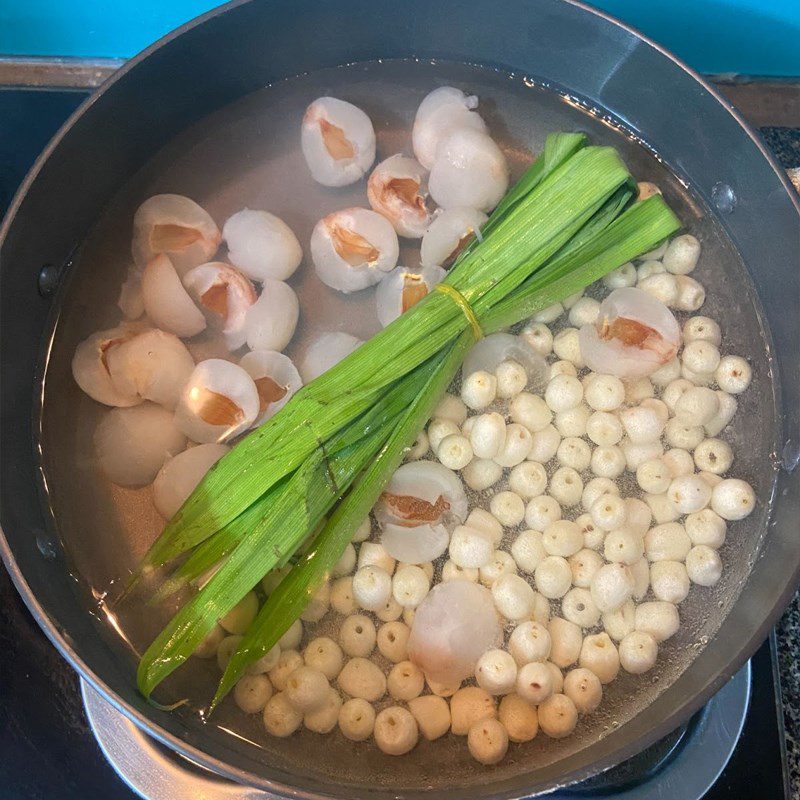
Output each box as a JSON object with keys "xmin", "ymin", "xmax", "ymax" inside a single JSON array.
[{"xmin": 1, "ymin": 0, "xmax": 798, "ymax": 796}]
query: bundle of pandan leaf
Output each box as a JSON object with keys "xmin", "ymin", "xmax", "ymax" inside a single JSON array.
[{"xmin": 133, "ymin": 132, "xmax": 680, "ymax": 710}]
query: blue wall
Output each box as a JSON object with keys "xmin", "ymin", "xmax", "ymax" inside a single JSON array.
[{"xmin": 0, "ymin": 0, "xmax": 798, "ymax": 76}]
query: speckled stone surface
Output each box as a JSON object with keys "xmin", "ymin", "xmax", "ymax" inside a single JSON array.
[
  {"xmin": 762, "ymin": 124, "xmax": 800, "ymax": 800},
  {"xmin": 778, "ymin": 595, "xmax": 800, "ymax": 799}
]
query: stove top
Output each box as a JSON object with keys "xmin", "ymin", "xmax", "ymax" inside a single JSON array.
[{"xmin": 0, "ymin": 84, "xmax": 794, "ymax": 800}]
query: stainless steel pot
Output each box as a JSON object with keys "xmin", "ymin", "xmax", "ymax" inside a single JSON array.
[{"xmin": 1, "ymin": 0, "xmax": 798, "ymax": 797}]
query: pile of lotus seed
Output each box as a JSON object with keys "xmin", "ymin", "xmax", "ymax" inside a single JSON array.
[{"xmin": 203, "ymin": 229, "xmax": 756, "ymax": 766}]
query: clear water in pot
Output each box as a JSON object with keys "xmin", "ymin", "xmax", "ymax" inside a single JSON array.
[{"xmin": 37, "ymin": 58, "xmax": 778, "ymax": 791}]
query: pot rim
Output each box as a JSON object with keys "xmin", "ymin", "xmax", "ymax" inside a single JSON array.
[{"xmin": 1, "ymin": 0, "xmax": 798, "ymax": 796}]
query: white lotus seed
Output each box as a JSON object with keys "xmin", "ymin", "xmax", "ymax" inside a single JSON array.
[
  {"xmin": 549, "ymin": 467, "xmax": 583, "ymax": 507},
  {"xmin": 535, "ymin": 556, "xmax": 572, "ymax": 599},
  {"xmin": 557, "ymin": 436, "xmax": 592, "ymax": 471},
  {"xmin": 284, "ymin": 666, "xmax": 329, "ymax": 713},
  {"xmin": 637, "ymin": 458, "xmax": 672, "ymax": 493},
  {"xmin": 509, "ymin": 392, "xmax": 552, "ymax": 432},
  {"xmin": 467, "ymin": 717, "xmax": 509, "ymax": 765},
  {"xmin": 582, "ymin": 477, "xmax": 620, "ymax": 512},
  {"xmin": 562, "ymin": 587, "xmax": 600, "ymax": 628},
  {"xmin": 578, "ymin": 632, "xmax": 620, "ymax": 684},
  {"xmin": 638, "ymin": 272, "xmax": 678, "ymax": 306},
  {"xmin": 675, "ymin": 386, "xmax": 720, "ymax": 426},
  {"xmin": 552, "ymin": 327, "xmax": 583, "ymax": 366},
  {"xmin": 685, "ymin": 508, "xmax": 727, "ymax": 548},
  {"xmin": 468, "ymin": 508, "xmax": 504, "ymax": 545},
  {"xmin": 715, "ymin": 355, "xmax": 752, "ymax": 394},
  {"xmin": 664, "ymin": 419, "xmax": 705, "ymax": 451},
  {"xmin": 434, "ymin": 393, "xmax": 468, "ymax": 425},
  {"xmin": 438, "ymin": 433, "xmax": 473, "ymax": 470},
  {"xmin": 527, "ymin": 425, "xmax": 561, "ymax": 463},
  {"xmin": 498, "ymin": 693, "xmax": 539, "ymax": 742},
  {"xmin": 548, "ymin": 617, "xmax": 583, "ymax": 669},
  {"xmin": 619, "ymin": 405, "xmax": 664, "ymax": 443},
  {"xmin": 475, "ymin": 649, "xmax": 518, "ymax": 695},
  {"xmin": 591, "ymin": 494, "xmax": 628, "ymax": 532},
  {"xmin": 525, "ymin": 495, "xmax": 563, "ymax": 531},
  {"xmin": 545, "ymin": 374, "xmax": 583, "ymax": 412},
  {"xmin": 602, "ymin": 600, "xmax": 636, "ymax": 642},
  {"xmin": 554, "ymin": 404, "xmax": 591, "ymax": 438},
  {"xmin": 682, "ymin": 340, "xmax": 720, "ymax": 375},
  {"xmin": 508, "ymin": 620, "xmax": 551, "ymax": 665},
  {"xmin": 644, "ymin": 522, "xmax": 691, "ymax": 562},
  {"xmin": 510, "ymin": 529, "xmax": 547, "ymax": 573},
  {"xmin": 586, "ymin": 411, "xmax": 624, "ymax": 446},
  {"xmin": 491, "ymin": 574, "xmax": 536, "ymax": 621},
  {"xmin": 387, "ymin": 660, "xmax": 425, "ymax": 702},
  {"xmin": 469, "ymin": 412, "xmax": 506, "ymax": 458},
  {"xmin": 584, "ymin": 374, "xmax": 625, "ymax": 411},
  {"xmin": 352, "ymin": 565, "xmax": 392, "ymax": 611},
  {"xmin": 590, "ymin": 445, "xmax": 626, "ymax": 478},
  {"xmin": 550, "ymin": 359, "xmax": 578, "ymax": 379},
  {"xmin": 263, "ymin": 691, "xmax": 303, "ymax": 737},
  {"xmin": 495, "ymin": 359, "xmax": 528, "ymax": 398},
  {"xmin": 462, "ymin": 457, "xmax": 503, "ymax": 490},
  {"xmin": 493, "ymin": 423, "xmax": 533, "ymax": 467},
  {"xmin": 407, "ymin": 694, "xmax": 451, "ymax": 741},
  {"xmin": 509, "ymin": 462, "xmax": 548, "ymax": 500},
  {"xmin": 683, "ymin": 315, "xmax": 721, "ymax": 346},
  {"xmin": 667, "ymin": 474, "xmax": 712, "ymax": 514},
  {"xmin": 568, "ymin": 548, "xmax": 604, "ymax": 588},
  {"xmin": 651, "ymin": 357, "xmax": 681, "ymax": 386},
  {"xmin": 449, "ymin": 525, "xmax": 494, "ymax": 569},
  {"xmin": 479, "ymin": 550, "xmax": 518, "ymax": 588},
  {"xmin": 516, "ymin": 661, "xmax": 554, "ymax": 704},
  {"xmin": 304, "ymin": 637, "xmax": 344, "ymax": 680},
  {"xmin": 650, "ymin": 560, "xmax": 690, "ymax": 603},
  {"xmin": 685, "ymin": 545, "xmax": 724, "ymax": 586},
  {"xmin": 662, "ymin": 448, "xmax": 695, "ymax": 478},
  {"xmin": 373, "ymin": 706, "xmax": 418, "ymax": 755},
  {"xmin": 674, "ymin": 275, "xmax": 706, "ymax": 311},
  {"xmin": 520, "ymin": 321, "xmax": 554, "ymax": 356},
  {"xmin": 538, "ymin": 693, "xmax": 578, "ymax": 738},
  {"xmin": 634, "ymin": 601, "xmax": 679, "ymax": 642},
  {"xmin": 625, "ymin": 498, "xmax": 653, "ymax": 536},
  {"xmin": 644, "ymin": 492, "xmax": 681, "ymax": 524},
  {"xmin": 663, "ymin": 234, "xmax": 700, "ymax": 274},
  {"xmin": 604, "ymin": 528, "xmax": 644, "ymax": 566},
  {"xmin": 338, "ymin": 697, "xmax": 376, "ymax": 741},
  {"xmin": 624, "ymin": 376, "xmax": 655, "ymax": 404},
  {"xmin": 619, "ymin": 631, "xmax": 658, "ymax": 674},
  {"xmin": 637, "ymin": 260, "xmax": 666, "ymax": 281},
  {"xmin": 357, "ymin": 541, "xmax": 396, "ymax": 574},
  {"xmin": 603, "ymin": 262, "xmax": 637, "ymax": 289},
  {"xmin": 235, "ymin": 674, "xmax": 274, "ymax": 714},
  {"xmin": 450, "ymin": 686, "xmax": 497, "ymax": 735},
  {"xmin": 461, "ymin": 370, "xmax": 498, "ymax": 410},
  {"xmin": 591, "ymin": 563, "xmax": 634, "ymax": 612},
  {"xmin": 337, "ymin": 657, "xmax": 387, "ymax": 702},
  {"xmin": 339, "ymin": 615, "xmax": 376, "ymax": 658},
  {"xmin": 392, "ymin": 565, "xmax": 430, "ymax": 608},
  {"xmin": 543, "ymin": 519, "xmax": 584, "ymax": 558}
]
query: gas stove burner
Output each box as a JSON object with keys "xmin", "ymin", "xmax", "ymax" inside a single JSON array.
[
  {"xmin": 566, "ymin": 722, "xmax": 690, "ymax": 795},
  {"xmin": 560, "ymin": 663, "xmax": 750, "ymax": 799},
  {"xmin": 80, "ymin": 680, "xmax": 274, "ymax": 799},
  {"xmin": 81, "ymin": 663, "xmax": 750, "ymax": 800}
]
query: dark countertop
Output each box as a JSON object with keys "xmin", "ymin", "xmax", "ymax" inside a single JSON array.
[
  {"xmin": 777, "ymin": 591, "xmax": 800, "ymax": 798},
  {"xmin": 756, "ymin": 120, "xmax": 800, "ymax": 800}
]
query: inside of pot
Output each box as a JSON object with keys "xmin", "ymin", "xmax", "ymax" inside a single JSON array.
[{"xmin": 37, "ymin": 58, "xmax": 778, "ymax": 793}]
